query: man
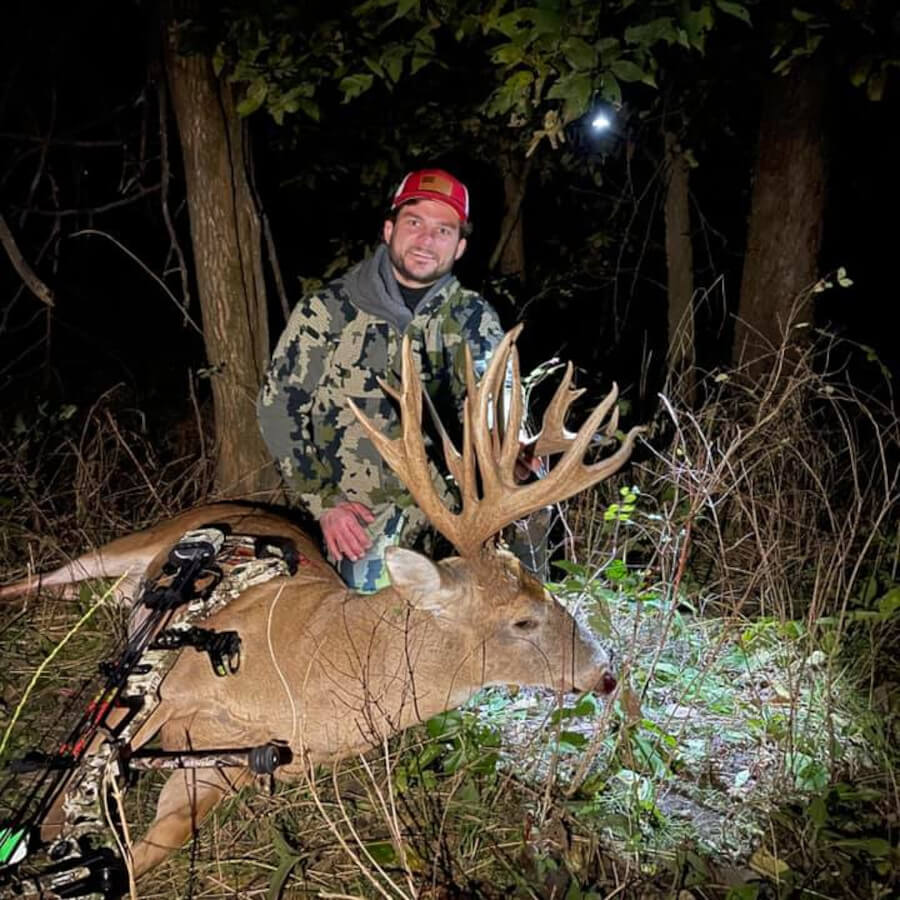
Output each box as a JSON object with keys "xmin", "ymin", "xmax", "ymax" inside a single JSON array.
[{"xmin": 258, "ymin": 169, "xmax": 506, "ymax": 591}]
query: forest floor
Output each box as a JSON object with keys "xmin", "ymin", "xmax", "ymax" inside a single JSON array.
[{"xmin": 0, "ymin": 571, "xmax": 894, "ymax": 900}]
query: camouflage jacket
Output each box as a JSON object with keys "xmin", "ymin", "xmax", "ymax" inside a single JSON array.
[{"xmin": 258, "ymin": 245, "xmax": 504, "ymax": 519}]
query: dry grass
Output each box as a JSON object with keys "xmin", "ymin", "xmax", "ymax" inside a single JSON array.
[{"xmin": 0, "ymin": 317, "xmax": 897, "ymax": 898}]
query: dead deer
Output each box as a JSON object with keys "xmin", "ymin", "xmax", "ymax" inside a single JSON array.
[{"xmin": 0, "ymin": 327, "xmax": 641, "ymax": 883}]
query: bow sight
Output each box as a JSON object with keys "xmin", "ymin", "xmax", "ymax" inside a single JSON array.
[{"xmin": 0, "ymin": 526, "xmax": 299, "ymax": 898}]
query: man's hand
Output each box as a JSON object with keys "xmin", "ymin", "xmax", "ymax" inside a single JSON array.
[{"xmin": 320, "ymin": 502, "xmax": 376, "ymax": 562}]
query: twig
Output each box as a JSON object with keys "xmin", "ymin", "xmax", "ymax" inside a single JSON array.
[
  {"xmin": 301, "ymin": 760, "xmax": 401, "ymax": 900},
  {"xmin": 70, "ymin": 228, "xmax": 203, "ymax": 335},
  {"xmin": 0, "ymin": 133, "xmax": 125, "ymax": 148},
  {"xmin": 19, "ymin": 184, "xmax": 161, "ymax": 217},
  {"xmin": 262, "ymin": 209, "xmax": 291, "ymax": 324},
  {"xmin": 187, "ymin": 369, "xmax": 207, "ymax": 464},
  {"xmin": 103, "ymin": 409, "xmax": 166, "ymax": 509},
  {"xmin": 247, "ymin": 136, "xmax": 291, "ymax": 324},
  {"xmin": 157, "ymin": 77, "xmax": 192, "ymax": 312},
  {"xmin": 103, "ymin": 767, "xmax": 139, "ymax": 900},
  {"xmin": 0, "ymin": 213, "xmax": 54, "ymax": 306}
]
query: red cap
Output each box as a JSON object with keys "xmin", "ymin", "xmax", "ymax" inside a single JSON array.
[{"xmin": 391, "ymin": 169, "xmax": 470, "ymax": 223}]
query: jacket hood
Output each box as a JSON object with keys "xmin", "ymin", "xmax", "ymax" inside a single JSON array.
[{"xmin": 341, "ymin": 244, "xmax": 457, "ymax": 331}]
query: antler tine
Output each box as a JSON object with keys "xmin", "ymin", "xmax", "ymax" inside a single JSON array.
[
  {"xmin": 348, "ymin": 337, "xmax": 463, "ymax": 548},
  {"xmin": 349, "ymin": 328, "xmax": 642, "ymax": 560},
  {"xmin": 471, "ymin": 326, "xmax": 525, "ymax": 493},
  {"xmin": 458, "ymin": 345, "xmax": 480, "ymax": 516},
  {"xmin": 531, "ymin": 383, "xmax": 635, "ymax": 489},
  {"xmin": 528, "ymin": 361, "xmax": 586, "ymax": 457},
  {"xmin": 375, "ymin": 376, "xmax": 401, "ymax": 405},
  {"xmin": 603, "ymin": 403, "xmax": 620, "ymax": 438}
]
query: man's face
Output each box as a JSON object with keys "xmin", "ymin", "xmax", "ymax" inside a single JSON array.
[{"xmin": 383, "ymin": 199, "xmax": 467, "ymax": 288}]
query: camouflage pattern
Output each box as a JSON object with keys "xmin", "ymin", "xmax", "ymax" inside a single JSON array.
[
  {"xmin": 336, "ymin": 506, "xmax": 408, "ymax": 592},
  {"xmin": 258, "ymin": 247, "xmax": 504, "ymax": 589}
]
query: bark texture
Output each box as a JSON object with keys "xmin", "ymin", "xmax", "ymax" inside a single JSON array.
[
  {"xmin": 165, "ymin": 30, "xmax": 276, "ymax": 497},
  {"xmin": 490, "ymin": 153, "xmax": 531, "ymax": 280},
  {"xmin": 733, "ymin": 59, "xmax": 826, "ymax": 374},
  {"xmin": 663, "ymin": 131, "xmax": 695, "ymax": 404}
]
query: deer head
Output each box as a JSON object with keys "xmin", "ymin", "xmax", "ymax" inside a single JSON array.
[{"xmin": 347, "ymin": 325, "xmax": 642, "ymax": 695}]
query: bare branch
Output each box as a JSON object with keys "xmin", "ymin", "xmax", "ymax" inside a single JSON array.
[
  {"xmin": 0, "ymin": 213, "xmax": 54, "ymax": 306},
  {"xmin": 14, "ymin": 184, "xmax": 161, "ymax": 218},
  {"xmin": 157, "ymin": 78, "xmax": 192, "ymax": 311},
  {"xmin": 0, "ymin": 133, "xmax": 126, "ymax": 148}
]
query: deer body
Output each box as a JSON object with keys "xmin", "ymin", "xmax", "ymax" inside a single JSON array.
[{"xmin": 2, "ymin": 503, "xmax": 613, "ymax": 877}]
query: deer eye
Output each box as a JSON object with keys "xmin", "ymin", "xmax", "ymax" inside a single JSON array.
[{"xmin": 512, "ymin": 618, "xmax": 540, "ymax": 632}]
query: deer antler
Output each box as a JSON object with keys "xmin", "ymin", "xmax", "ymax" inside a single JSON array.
[{"xmin": 347, "ymin": 327, "xmax": 643, "ymax": 558}]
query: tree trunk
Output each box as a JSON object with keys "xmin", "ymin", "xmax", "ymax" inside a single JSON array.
[
  {"xmin": 489, "ymin": 153, "xmax": 531, "ymax": 280},
  {"xmin": 663, "ymin": 131, "xmax": 695, "ymax": 405},
  {"xmin": 164, "ymin": 28, "xmax": 276, "ymax": 498},
  {"xmin": 733, "ymin": 58, "xmax": 826, "ymax": 374}
]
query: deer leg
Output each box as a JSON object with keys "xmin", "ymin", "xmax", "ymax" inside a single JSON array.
[{"xmin": 131, "ymin": 765, "xmax": 250, "ymax": 877}]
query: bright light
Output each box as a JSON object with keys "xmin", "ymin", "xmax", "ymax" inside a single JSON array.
[{"xmin": 591, "ymin": 113, "xmax": 612, "ymax": 132}]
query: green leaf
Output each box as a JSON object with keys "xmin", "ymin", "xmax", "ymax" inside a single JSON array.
[
  {"xmin": 625, "ymin": 18, "xmax": 679, "ymax": 48},
  {"xmin": 682, "ymin": 7, "xmax": 714, "ymax": 51},
  {"xmin": 494, "ymin": 9, "xmax": 535, "ymax": 43},
  {"xmin": 268, "ymin": 857, "xmax": 300, "ymax": 899},
  {"xmin": 725, "ymin": 886, "xmax": 761, "ymax": 900},
  {"xmin": 387, "ymin": 0, "xmax": 419, "ymax": 25},
  {"xmin": 212, "ymin": 44, "xmax": 227, "ymax": 77},
  {"xmin": 600, "ymin": 74, "xmax": 622, "ymax": 106},
  {"xmin": 877, "ymin": 587, "xmax": 900, "ymax": 616},
  {"xmin": 381, "ymin": 44, "xmax": 407, "ymax": 83},
  {"xmin": 411, "ymin": 52, "xmax": 432, "ymax": 75},
  {"xmin": 532, "ymin": 7, "xmax": 562, "ymax": 37},
  {"xmin": 236, "ymin": 78, "xmax": 268, "ymax": 117},
  {"xmin": 485, "ymin": 69, "xmax": 534, "ymax": 117},
  {"xmin": 267, "ymin": 829, "xmax": 301, "ymax": 900},
  {"xmin": 297, "ymin": 98, "xmax": 320, "ymax": 122},
  {"xmin": 562, "ymin": 36, "xmax": 597, "ymax": 71},
  {"xmin": 558, "ymin": 730, "xmax": 588, "ymax": 750},
  {"xmin": 849, "ymin": 56, "xmax": 872, "ymax": 88},
  {"xmin": 867, "ymin": 68, "xmax": 886, "ymax": 102},
  {"xmin": 415, "ymin": 743, "xmax": 443, "ymax": 770},
  {"xmin": 830, "ymin": 837, "xmax": 893, "ymax": 858},
  {"xmin": 715, "ymin": 1, "xmax": 751, "ymax": 25},
  {"xmin": 596, "ymin": 37, "xmax": 620, "ymax": 61},
  {"xmin": 413, "ymin": 23, "xmax": 436, "ymax": 51},
  {"xmin": 364, "ymin": 840, "xmax": 398, "ymax": 865},
  {"xmin": 610, "ymin": 59, "xmax": 647, "ymax": 83},
  {"xmin": 787, "ymin": 752, "xmax": 828, "ymax": 791},
  {"xmin": 363, "ymin": 56, "xmax": 385, "ymax": 78},
  {"xmin": 427, "ymin": 709, "xmax": 463, "ymax": 738},
  {"xmin": 339, "ymin": 73, "xmax": 374, "ymax": 102},
  {"xmin": 492, "ymin": 42, "xmax": 524, "ymax": 66},
  {"xmin": 808, "ymin": 793, "xmax": 827, "ymax": 827},
  {"xmin": 572, "ymin": 693, "xmax": 601, "ymax": 716},
  {"xmin": 835, "ymin": 266, "xmax": 853, "ymax": 287}
]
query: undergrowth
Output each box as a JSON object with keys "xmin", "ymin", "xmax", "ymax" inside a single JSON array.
[{"xmin": 0, "ymin": 321, "xmax": 897, "ymax": 899}]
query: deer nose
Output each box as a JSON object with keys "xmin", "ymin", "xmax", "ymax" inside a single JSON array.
[{"xmin": 598, "ymin": 671, "xmax": 617, "ymax": 694}]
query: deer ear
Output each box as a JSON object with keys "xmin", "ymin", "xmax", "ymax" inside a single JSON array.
[{"xmin": 385, "ymin": 547, "xmax": 453, "ymax": 613}]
